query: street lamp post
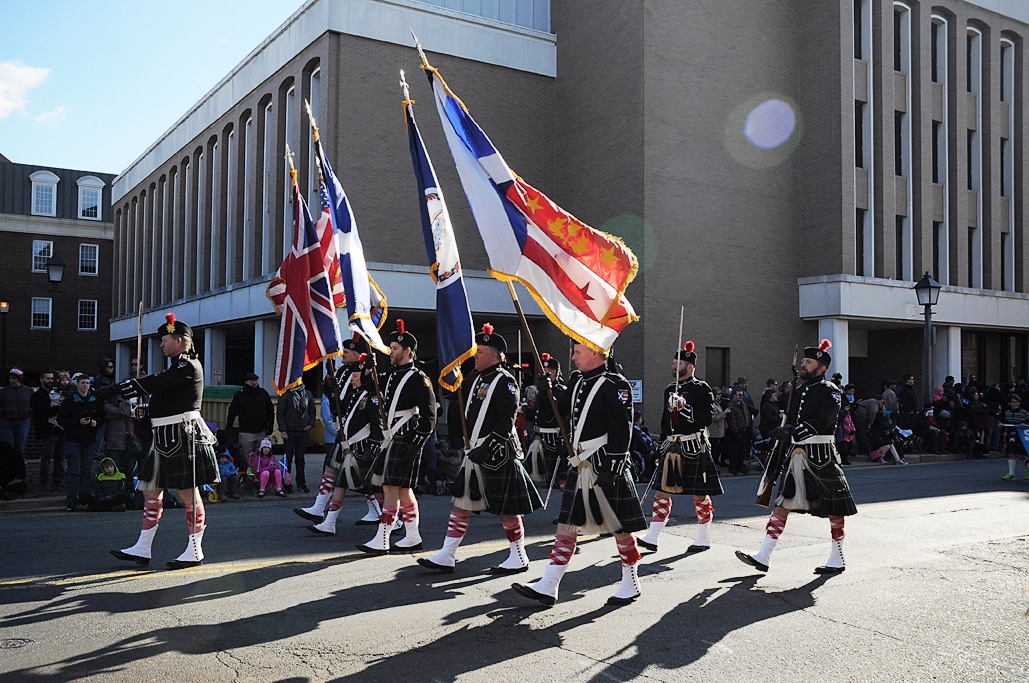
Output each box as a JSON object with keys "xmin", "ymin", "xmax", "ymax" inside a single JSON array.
[
  {"xmin": 47, "ymin": 254, "xmax": 66, "ymax": 368},
  {"xmin": 0, "ymin": 301, "xmax": 9, "ymax": 373},
  {"xmin": 912, "ymin": 272, "xmax": 942, "ymax": 410}
]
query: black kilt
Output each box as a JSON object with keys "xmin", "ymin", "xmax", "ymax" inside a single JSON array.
[
  {"xmin": 655, "ymin": 437, "xmax": 723, "ymax": 496},
  {"xmin": 451, "ymin": 453, "xmax": 542, "ymax": 516},
  {"xmin": 364, "ymin": 439, "xmax": 421, "ymax": 489},
  {"xmin": 332, "ymin": 440, "xmax": 379, "ymax": 494},
  {"xmin": 139, "ymin": 439, "xmax": 219, "ymax": 492},
  {"xmin": 776, "ymin": 443, "xmax": 857, "ymax": 518},
  {"xmin": 558, "ymin": 465, "xmax": 646, "ymax": 533}
]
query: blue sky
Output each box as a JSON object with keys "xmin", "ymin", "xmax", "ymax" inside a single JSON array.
[{"xmin": 1, "ymin": 1, "xmax": 303, "ymax": 176}]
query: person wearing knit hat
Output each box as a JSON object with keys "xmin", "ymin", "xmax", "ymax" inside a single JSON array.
[
  {"xmin": 419, "ymin": 323, "xmax": 543, "ymax": 575},
  {"xmin": 637, "ymin": 341, "xmax": 723, "ymax": 555},
  {"xmin": 736, "ymin": 338, "xmax": 858, "ymax": 576},
  {"xmin": 524, "ymin": 352, "xmax": 569, "ymax": 487},
  {"xmin": 108, "ymin": 312, "xmax": 220, "ymax": 570},
  {"xmin": 250, "ymin": 438, "xmax": 286, "ymax": 498},
  {"xmin": 357, "ymin": 319, "xmax": 437, "ymax": 555}
]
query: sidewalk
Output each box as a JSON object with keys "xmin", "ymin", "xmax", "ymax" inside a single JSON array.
[{"xmin": 1, "ymin": 449, "xmax": 980, "ymax": 514}]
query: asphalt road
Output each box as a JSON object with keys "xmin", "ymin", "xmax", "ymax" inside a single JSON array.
[{"xmin": 2, "ymin": 459, "xmax": 1027, "ymax": 682}]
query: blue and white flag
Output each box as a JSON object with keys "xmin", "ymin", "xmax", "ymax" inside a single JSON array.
[
  {"xmin": 314, "ymin": 137, "xmax": 389, "ymax": 354},
  {"xmin": 404, "ymin": 95, "xmax": 476, "ymax": 391}
]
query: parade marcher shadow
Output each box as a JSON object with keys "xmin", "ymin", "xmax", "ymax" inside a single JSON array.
[
  {"xmin": 0, "ymin": 555, "xmax": 356, "ymax": 630},
  {"xmin": 6, "ymin": 565, "xmax": 486, "ymax": 682},
  {"xmin": 582, "ymin": 573, "xmax": 833, "ymax": 682}
]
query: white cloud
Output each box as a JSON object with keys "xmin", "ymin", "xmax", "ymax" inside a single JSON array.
[
  {"xmin": 34, "ymin": 106, "xmax": 66, "ymax": 126},
  {"xmin": 0, "ymin": 60, "xmax": 51, "ymax": 118}
]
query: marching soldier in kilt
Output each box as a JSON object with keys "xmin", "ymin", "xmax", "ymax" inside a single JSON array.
[
  {"xmin": 419, "ymin": 324, "xmax": 543, "ymax": 574},
  {"xmin": 638, "ymin": 341, "xmax": 722, "ymax": 554},
  {"xmin": 523, "ymin": 353, "xmax": 567, "ymax": 487},
  {"xmin": 294, "ymin": 339, "xmax": 385, "ymax": 534},
  {"xmin": 357, "ymin": 320, "xmax": 436, "ymax": 555},
  {"xmin": 512, "ymin": 343, "xmax": 647, "ymax": 607},
  {"xmin": 109, "ymin": 313, "xmax": 220, "ymax": 569},
  {"xmin": 736, "ymin": 339, "xmax": 857, "ymax": 575}
]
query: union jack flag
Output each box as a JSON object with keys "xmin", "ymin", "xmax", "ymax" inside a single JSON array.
[{"xmin": 267, "ymin": 169, "xmax": 345, "ymax": 394}]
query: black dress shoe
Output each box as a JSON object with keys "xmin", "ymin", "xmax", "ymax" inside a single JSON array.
[
  {"xmin": 307, "ymin": 525, "xmax": 333, "ymax": 536},
  {"xmin": 298, "ymin": 484, "xmax": 310, "ymax": 493},
  {"xmin": 355, "ymin": 518, "xmax": 380, "ymax": 526},
  {"xmin": 110, "ymin": 549, "xmax": 150, "ymax": 566},
  {"xmin": 511, "ymin": 582, "xmax": 555, "ymax": 606},
  {"xmin": 606, "ymin": 593, "xmax": 640, "ymax": 606},
  {"xmin": 636, "ymin": 538, "xmax": 657, "ymax": 552},
  {"xmin": 487, "ymin": 564, "xmax": 529, "ymax": 576},
  {"xmin": 166, "ymin": 559, "xmax": 203, "ymax": 570},
  {"xmin": 735, "ymin": 550, "xmax": 768, "ymax": 572},
  {"xmin": 686, "ymin": 545, "xmax": 710, "ymax": 554},
  {"xmin": 814, "ymin": 565, "xmax": 846, "ymax": 575},
  {"xmin": 391, "ymin": 543, "xmax": 423, "ymax": 553},
  {"xmin": 355, "ymin": 544, "xmax": 390, "ymax": 555},
  {"xmin": 417, "ymin": 557, "xmax": 455, "ymax": 573},
  {"xmin": 293, "ymin": 508, "xmax": 322, "ymax": 522}
]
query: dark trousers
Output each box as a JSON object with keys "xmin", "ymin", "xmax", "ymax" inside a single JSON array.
[
  {"xmin": 284, "ymin": 431, "xmax": 309, "ymax": 486},
  {"xmin": 725, "ymin": 431, "xmax": 751, "ymax": 473},
  {"xmin": 854, "ymin": 418, "xmax": 870, "ymax": 455},
  {"xmin": 39, "ymin": 434, "xmax": 66, "ymax": 489}
]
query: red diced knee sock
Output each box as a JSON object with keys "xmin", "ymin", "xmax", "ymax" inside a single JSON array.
[
  {"xmin": 830, "ymin": 516, "xmax": 845, "ymax": 541},
  {"xmin": 694, "ymin": 496, "xmax": 713, "ymax": 525},
  {"xmin": 652, "ymin": 496, "xmax": 672, "ymax": 522},
  {"xmin": 549, "ymin": 533, "xmax": 576, "ymax": 565},
  {"xmin": 446, "ymin": 508, "xmax": 471, "ymax": 538},
  {"xmin": 502, "ymin": 516, "xmax": 524, "ymax": 542},
  {"xmin": 400, "ymin": 501, "xmax": 418, "ymax": 524},
  {"xmin": 766, "ymin": 511, "xmax": 787, "ymax": 539},
  {"xmin": 616, "ymin": 535, "xmax": 641, "ymax": 566},
  {"xmin": 142, "ymin": 498, "xmax": 163, "ymax": 530}
]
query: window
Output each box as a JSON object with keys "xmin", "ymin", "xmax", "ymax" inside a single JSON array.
[
  {"xmin": 76, "ymin": 175, "xmax": 105, "ymax": 220},
  {"xmin": 895, "ymin": 112, "xmax": 905, "ymax": 176},
  {"xmin": 31, "ymin": 298, "xmax": 52, "ymax": 329},
  {"xmin": 855, "ymin": 102, "xmax": 865, "ymax": 168},
  {"xmin": 32, "ymin": 240, "xmax": 53, "ymax": 272},
  {"xmin": 895, "ymin": 217, "xmax": 905, "ymax": 280},
  {"xmin": 933, "ymin": 221, "xmax": 943, "ymax": 281},
  {"xmin": 705, "ymin": 347, "xmax": 730, "ymax": 390},
  {"xmin": 30, "ymin": 170, "xmax": 59, "ymax": 216},
  {"xmin": 854, "ymin": 0, "xmax": 864, "ymax": 59},
  {"xmin": 856, "ymin": 209, "xmax": 866, "ymax": 276},
  {"xmin": 79, "ymin": 243, "xmax": 99, "ymax": 275},
  {"xmin": 1001, "ymin": 40, "xmax": 1014, "ymax": 103},
  {"xmin": 77, "ymin": 300, "xmax": 97, "ymax": 331},
  {"xmin": 932, "ymin": 121, "xmax": 942, "ymax": 183}
]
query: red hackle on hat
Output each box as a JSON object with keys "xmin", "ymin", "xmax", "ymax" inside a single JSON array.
[
  {"xmin": 482, "ymin": 322, "xmax": 494, "ymax": 335},
  {"xmin": 396, "ymin": 319, "xmax": 406, "ymax": 335},
  {"xmin": 541, "ymin": 352, "xmax": 551, "ymax": 362},
  {"xmin": 819, "ymin": 338, "xmax": 832, "ymax": 352},
  {"xmin": 683, "ymin": 341, "xmax": 695, "ymax": 353},
  {"xmin": 359, "ymin": 353, "xmax": 368, "ymax": 364},
  {"xmin": 166, "ymin": 312, "xmax": 176, "ymax": 325}
]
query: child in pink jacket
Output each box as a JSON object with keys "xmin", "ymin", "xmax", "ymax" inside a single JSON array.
[{"xmin": 250, "ymin": 438, "xmax": 285, "ymax": 498}]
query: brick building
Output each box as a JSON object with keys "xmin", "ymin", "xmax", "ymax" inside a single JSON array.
[
  {"xmin": 0, "ymin": 158, "xmax": 116, "ymax": 380},
  {"xmin": 110, "ymin": 0, "xmax": 1029, "ymax": 427}
]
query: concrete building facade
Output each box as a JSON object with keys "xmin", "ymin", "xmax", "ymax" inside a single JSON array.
[{"xmin": 111, "ymin": 0, "xmax": 1029, "ymax": 427}]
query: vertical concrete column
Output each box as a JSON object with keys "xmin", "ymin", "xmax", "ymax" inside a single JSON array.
[
  {"xmin": 818, "ymin": 318, "xmax": 850, "ymax": 384},
  {"xmin": 937, "ymin": 326, "xmax": 962, "ymax": 385},
  {"xmin": 253, "ymin": 319, "xmax": 279, "ymax": 393},
  {"xmin": 205, "ymin": 328, "xmax": 227, "ymax": 386}
]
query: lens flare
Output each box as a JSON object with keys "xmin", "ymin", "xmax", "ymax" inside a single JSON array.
[{"xmin": 744, "ymin": 99, "xmax": 795, "ymax": 149}]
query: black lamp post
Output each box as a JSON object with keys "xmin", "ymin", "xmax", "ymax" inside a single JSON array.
[
  {"xmin": 46, "ymin": 254, "xmax": 65, "ymax": 367},
  {"xmin": 0, "ymin": 301, "xmax": 9, "ymax": 373},
  {"xmin": 912, "ymin": 272, "xmax": 942, "ymax": 410}
]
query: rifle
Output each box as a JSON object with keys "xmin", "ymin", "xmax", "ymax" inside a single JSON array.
[{"xmin": 755, "ymin": 345, "xmax": 799, "ymax": 507}]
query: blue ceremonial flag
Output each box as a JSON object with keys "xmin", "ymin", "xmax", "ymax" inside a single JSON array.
[
  {"xmin": 314, "ymin": 136, "xmax": 389, "ymax": 354},
  {"xmin": 404, "ymin": 93, "xmax": 476, "ymax": 391}
]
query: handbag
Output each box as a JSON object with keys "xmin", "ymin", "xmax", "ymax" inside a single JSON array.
[{"xmin": 125, "ymin": 432, "xmax": 145, "ymax": 458}]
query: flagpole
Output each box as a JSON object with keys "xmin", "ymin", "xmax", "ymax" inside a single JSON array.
[{"xmin": 505, "ymin": 281, "xmax": 575, "ymax": 509}]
